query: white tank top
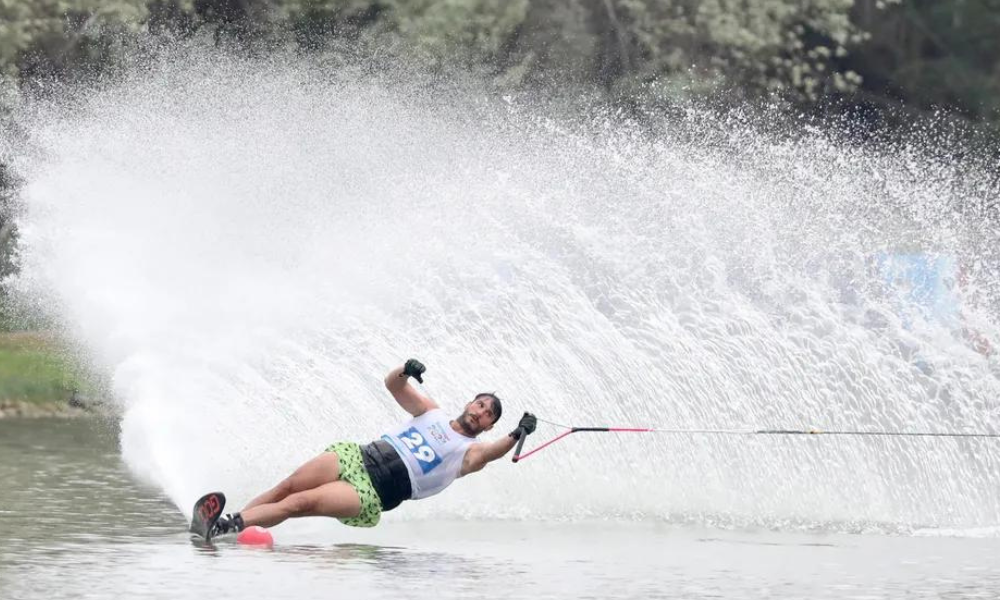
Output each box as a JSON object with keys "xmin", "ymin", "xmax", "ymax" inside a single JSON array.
[{"xmin": 381, "ymin": 408, "xmax": 476, "ymax": 500}]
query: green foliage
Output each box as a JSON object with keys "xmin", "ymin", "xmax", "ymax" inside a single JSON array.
[
  {"xmin": 508, "ymin": 0, "xmax": 597, "ymax": 84},
  {"xmin": 0, "ymin": 332, "xmax": 88, "ymax": 403},
  {"xmin": 383, "ymin": 0, "xmax": 528, "ymax": 64},
  {"xmin": 608, "ymin": 0, "xmax": 869, "ymax": 100},
  {"xmin": 274, "ymin": 0, "xmax": 381, "ymax": 51},
  {"xmin": 1, "ymin": 0, "xmax": 997, "ymax": 120},
  {"xmin": 0, "ymin": 0, "xmax": 997, "ymax": 127},
  {"xmin": 0, "ymin": 0, "xmax": 147, "ymax": 80},
  {"xmin": 852, "ymin": 0, "xmax": 1000, "ymax": 128}
]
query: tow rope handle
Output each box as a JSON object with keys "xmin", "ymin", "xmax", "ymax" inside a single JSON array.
[
  {"xmin": 511, "ymin": 412, "xmax": 532, "ymax": 463},
  {"xmin": 508, "ymin": 414, "xmax": 1000, "ymax": 464}
]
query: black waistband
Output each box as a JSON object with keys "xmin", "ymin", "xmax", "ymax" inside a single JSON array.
[{"xmin": 360, "ymin": 439, "xmax": 412, "ymax": 512}]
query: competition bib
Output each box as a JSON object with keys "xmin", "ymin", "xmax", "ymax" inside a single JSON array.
[{"xmin": 390, "ymin": 427, "xmax": 443, "ymax": 474}]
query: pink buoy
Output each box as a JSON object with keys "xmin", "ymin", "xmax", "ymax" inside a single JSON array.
[{"xmin": 237, "ymin": 526, "xmax": 274, "ymax": 547}]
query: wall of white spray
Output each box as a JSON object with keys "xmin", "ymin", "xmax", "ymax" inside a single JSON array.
[{"xmin": 4, "ymin": 48, "xmax": 1000, "ymax": 533}]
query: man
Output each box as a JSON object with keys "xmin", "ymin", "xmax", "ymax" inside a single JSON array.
[{"xmin": 201, "ymin": 358, "xmax": 536, "ymax": 537}]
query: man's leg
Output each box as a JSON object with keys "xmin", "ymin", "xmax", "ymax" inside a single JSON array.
[
  {"xmin": 240, "ymin": 482, "xmax": 363, "ymax": 528},
  {"xmin": 242, "ymin": 452, "xmax": 342, "ymax": 511}
]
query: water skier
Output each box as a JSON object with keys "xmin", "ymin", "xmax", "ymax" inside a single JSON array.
[{"xmin": 192, "ymin": 359, "xmax": 536, "ymax": 538}]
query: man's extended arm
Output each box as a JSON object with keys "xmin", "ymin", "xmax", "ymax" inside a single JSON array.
[
  {"xmin": 461, "ymin": 413, "xmax": 537, "ymax": 475},
  {"xmin": 385, "ymin": 359, "xmax": 438, "ymax": 417}
]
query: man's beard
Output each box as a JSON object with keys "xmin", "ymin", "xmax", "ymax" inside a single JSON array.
[{"xmin": 458, "ymin": 411, "xmax": 478, "ymax": 435}]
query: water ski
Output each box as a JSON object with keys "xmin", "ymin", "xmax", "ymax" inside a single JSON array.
[{"xmin": 189, "ymin": 492, "xmax": 226, "ymax": 541}]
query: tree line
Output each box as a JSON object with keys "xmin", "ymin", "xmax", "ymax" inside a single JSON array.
[
  {"xmin": 1, "ymin": 0, "xmax": 998, "ymax": 329},
  {"xmin": 0, "ymin": 0, "xmax": 998, "ymax": 128}
]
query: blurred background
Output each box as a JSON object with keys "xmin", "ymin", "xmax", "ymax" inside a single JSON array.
[
  {"xmin": 1, "ymin": 1, "xmax": 998, "ymax": 119},
  {"xmin": 0, "ymin": 0, "xmax": 997, "ymax": 429},
  {"xmin": 1, "ymin": 2, "xmax": 1000, "ymax": 581}
]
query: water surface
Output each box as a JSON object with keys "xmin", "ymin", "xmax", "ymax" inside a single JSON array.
[{"xmin": 2, "ymin": 418, "xmax": 999, "ymax": 600}]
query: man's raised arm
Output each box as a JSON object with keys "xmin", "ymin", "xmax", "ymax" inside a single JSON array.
[
  {"xmin": 384, "ymin": 359, "xmax": 438, "ymax": 417},
  {"xmin": 461, "ymin": 413, "xmax": 537, "ymax": 475}
]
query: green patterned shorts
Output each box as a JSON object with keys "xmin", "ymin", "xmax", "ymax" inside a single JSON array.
[{"xmin": 326, "ymin": 441, "xmax": 383, "ymax": 528}]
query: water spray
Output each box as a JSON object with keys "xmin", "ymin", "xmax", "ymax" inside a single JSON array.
[
  {"xmin": 512, "ymin": 416, "xmax": 1000, "ymax": 462},
  {"xmin": 7, "ymin": 48, "xmax": 1000, "ymax": 527}
]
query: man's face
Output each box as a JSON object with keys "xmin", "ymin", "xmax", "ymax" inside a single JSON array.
[{"xmin": 457, "ymin": 396, "xmax": 497, "ymax": 436}]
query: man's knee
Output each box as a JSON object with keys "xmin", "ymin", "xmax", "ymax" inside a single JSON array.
[
  {"xmin": 276, "ymin": 477, "xmax": 295, "ymax": 497},
  {"xmin": 283, "ymin": 492, "xmax": 316, "ymax": 517}
]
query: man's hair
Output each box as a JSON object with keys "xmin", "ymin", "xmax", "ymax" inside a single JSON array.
[{"xmin": 474, "ymin": 392, "xmax": 502, "ymax": 424}]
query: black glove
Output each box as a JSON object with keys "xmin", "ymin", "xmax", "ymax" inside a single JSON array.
[
  {"xmin": 510, "ymin": 412, "xmax": 537, "ymax": 440},
  {"xmin": 402, "ymin": 358, "xmax": 425, "ymax": 384}
]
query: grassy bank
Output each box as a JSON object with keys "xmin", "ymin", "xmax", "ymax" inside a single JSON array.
[{"xmin": 0, "ymin": 332, "xmax": 95, "ymax": 413}]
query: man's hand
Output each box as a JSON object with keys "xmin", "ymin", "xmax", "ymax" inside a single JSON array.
[
  {"xmin": 462, "ymin": 412, "xmax": 538, "ymax": 476},
  {"xmin": 402, "ymin": 358, "xmax": 426, "ymax": 384},
  {"xmin": 510, "ymin": 412, "xmax": 537, "ymax": 440},
  {"xmin": 386, "ymin": 359, "xmax": 436, "ymax": 416}
]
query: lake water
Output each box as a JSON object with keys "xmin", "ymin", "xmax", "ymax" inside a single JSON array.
[
  {"xmin": 2, "ymin": 418, "xmax": 999, "ymax": 600},
  {"xmin": 7, "ymin": 52, "xmax": 1000, "ymax": 599}
]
